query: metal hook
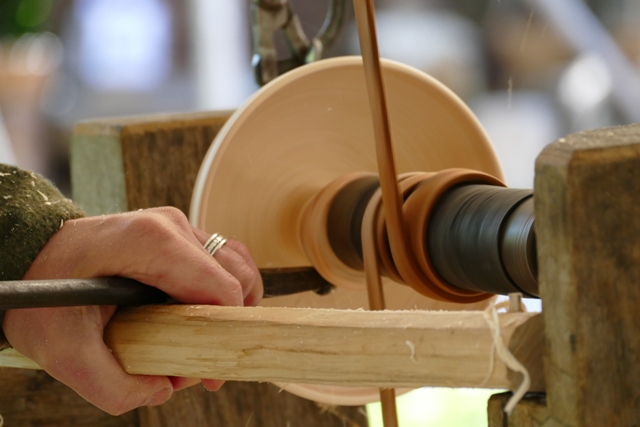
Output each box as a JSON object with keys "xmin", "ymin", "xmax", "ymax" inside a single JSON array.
[{"xmin": 251, "ymin": 0, "xmax": 347, "ymax": 86}]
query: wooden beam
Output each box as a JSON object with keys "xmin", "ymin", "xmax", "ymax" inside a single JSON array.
[
  {"xmin": 535, "ymin": 124, "xmax": 640, "ymax": 426},
  {"xmin": 0, "ymin": 306, "xmax": 543, "ymax": 391}
]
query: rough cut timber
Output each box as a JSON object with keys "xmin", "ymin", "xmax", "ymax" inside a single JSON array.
[
  {"xmin": 534, "ymin": 124, "xmax": 640, "ymax": 426},
  {"xmin": 0, "ymin": 306, "xmax": 544, "ymax": 391},
  {"xmin": 70, "ymin": 110, "xmax": 232, "ymax": 216}
]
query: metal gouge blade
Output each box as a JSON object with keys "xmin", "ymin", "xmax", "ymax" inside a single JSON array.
[{"xmin": 0, "ymin": 268, "xmax": 334, "ymax": 310}]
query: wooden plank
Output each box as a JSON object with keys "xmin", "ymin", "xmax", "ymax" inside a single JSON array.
[
  {"xmin": 0, "ymin": 306, "xmax": 543, "ymax": 391},
  {"xmin": 534, "ymin": 124, "xmax": 640, "ymax": 426},
  {"xmin": 70, "ymin": 110, "xmax": 232, "ymax": 216}
]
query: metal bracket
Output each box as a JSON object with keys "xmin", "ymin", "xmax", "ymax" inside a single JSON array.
[{"xmin": 251, "ymin": 0, "xmax": 347, "ymax": 86}]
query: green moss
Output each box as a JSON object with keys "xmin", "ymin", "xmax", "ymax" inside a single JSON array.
[{"xmin": 0, "ymin": 0, "xmax": 52, "ymax": 36}]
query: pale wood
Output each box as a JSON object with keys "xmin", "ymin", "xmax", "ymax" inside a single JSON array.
[
  {"xmin": 534, "ymin": 124, "xmax": 640, "ymax": 426},
  {"xmin": 0, "ymin": 306, "xmax": 544, "ymax": 391},
  {"xmin": 191, "ymin": 57, "xmax": 503, "ymax": 312},
  {"xmin": 0, "ymin": 348, "xmax": 40, "ymax": 369}
]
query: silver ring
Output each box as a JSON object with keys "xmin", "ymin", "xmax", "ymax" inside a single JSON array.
[{"xmin": 204, "ymin": 233, "xmax": 227, "ymax": 257}]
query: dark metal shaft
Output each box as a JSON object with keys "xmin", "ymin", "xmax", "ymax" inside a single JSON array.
[
  {"xmin": 0, "ymin": 268, "xmax": 334, "ymax": 310},
  {"xmin": 428, "ymin": 185, "xmax": 538, "ymax": 297},
  {"xmin": 326, "ymin": 177, "xmax": 539, "ymax": 298}
]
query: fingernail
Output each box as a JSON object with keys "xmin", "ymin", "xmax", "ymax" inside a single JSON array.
[
  {"xmin": 145, "ymin": 387, "xmax": 172, "ymax": 406},
  {"xmin": 203, "ymin": 379, "xmax": 225, "ymax": 392}
]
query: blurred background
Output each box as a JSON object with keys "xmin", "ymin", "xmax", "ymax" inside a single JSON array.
[{"xmin": 0, "ymin": 0, "xmax": 638, "ymax": 425}]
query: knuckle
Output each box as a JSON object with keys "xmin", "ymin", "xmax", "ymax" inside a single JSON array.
[
  {"xmin": 228, "ymin": 240, "xmax": 252, "ymax": 260},
  {"xmin": 122, "ymin": 212, "xmax": 167, "ymax": 236},
  {"xmin": 123, "ymin": 213, "xmax": 182, "ymax": 247},
  {"xmin": 222, "ymin": 276, "xmax": 244, "ymax": 303},
  {"xmin": 237, "ymin": 263, "xmax": 260, "ymax": 289},
  {"xmin": 156, "ymin": 206, "xmax": 188, "ymax": 221},
  {"xmin": 151, "ymin": 207, "xmax": 191, "ymax": 230}
]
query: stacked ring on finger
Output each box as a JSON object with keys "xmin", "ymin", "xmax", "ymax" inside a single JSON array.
[{"xmin": 204, "ymin": 233, "xmax": 227, "ymax": 256}]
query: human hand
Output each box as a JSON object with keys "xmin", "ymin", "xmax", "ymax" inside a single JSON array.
[{"xmin": 2, "ymin": 207, "xmax": 263, "ymax": 415}]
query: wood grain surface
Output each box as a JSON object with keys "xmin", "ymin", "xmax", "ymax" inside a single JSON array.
[
  {"xmin": 535, "ymin": 124, "xmax": 640, "ymax": 426},
  {"xmin": 70, "ymin": 110, "xmax": 232, "ymax": 216},
  {"xmin": 1, "ymin": 306, "xmax": 544, "ymax": 391}
]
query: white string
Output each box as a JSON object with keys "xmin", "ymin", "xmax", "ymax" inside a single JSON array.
[
  {"xmin": 482, "ymin": 301, "xmax": 531, "ymax": 415},
  {"xmin": 0, "ymin": 413, "xmax": 4, "ymax": 427},
  {"xmin": 478, "ymin": 340, "xmax": 496, "ymax": 388},
  {"xmin": 478, "ymin": 299, "xmax": 514, "ymax": 387}
]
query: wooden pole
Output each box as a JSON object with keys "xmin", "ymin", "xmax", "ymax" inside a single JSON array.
[{"xmin": 1, "ymin": 306, "xmax": 543, "ymax": 390}]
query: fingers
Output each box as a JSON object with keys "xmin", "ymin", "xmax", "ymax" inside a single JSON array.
[
  {"xmin": 167, "ymin": 377, "xmax": 226, "ymax": 392},
  {"xmin": 3, "ymin": 306, "xmax": 173, "ymax": 416},
  {"xmin": 118, "ymin": 208, "xmax": 244, "ymax": 306},
  {"xmin": 202, "ymin": 379, "xmax": 226, "ymax": 392},
  {"xmin": 189, "ymin": 225, "xmax": 263, "ymax": 307},
  {"xmin": 168, "ymin": 377, "xmax": 201, "ymax": 391},
  {"xmin": 190, "ymin": 226, "xmax": 263, "ymax": 306},
  {"xmin": 209, "ymin": 241, "xmax": 263, "ymax": 307},
  {"xmin": 25, "ymin": 207, "xmax": 253, "ymax": 307},
  {"xmin": 15, "ymin": 206, "xmax": 262, "ymax": 411}
]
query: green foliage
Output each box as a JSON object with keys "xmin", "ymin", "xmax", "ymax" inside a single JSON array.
[
  {"xmin": 0, "ymin": 0, "xmax": 52, "ymax": 36},
  {"xmin": 367, "ymin": 388, "xmax": 498, "ymax": 427}
]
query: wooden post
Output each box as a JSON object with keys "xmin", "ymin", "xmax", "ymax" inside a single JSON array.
[
  {"xmin": 490, "ymin": 124, "xmax": 640, "ymax": 426},
  {"xmin": 0, "ymin": 112, "xmax": 367, "ymax": 427},
  {"xmin": 536, "ymin": 125, "xmax": 640, "ymax": 426}
]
